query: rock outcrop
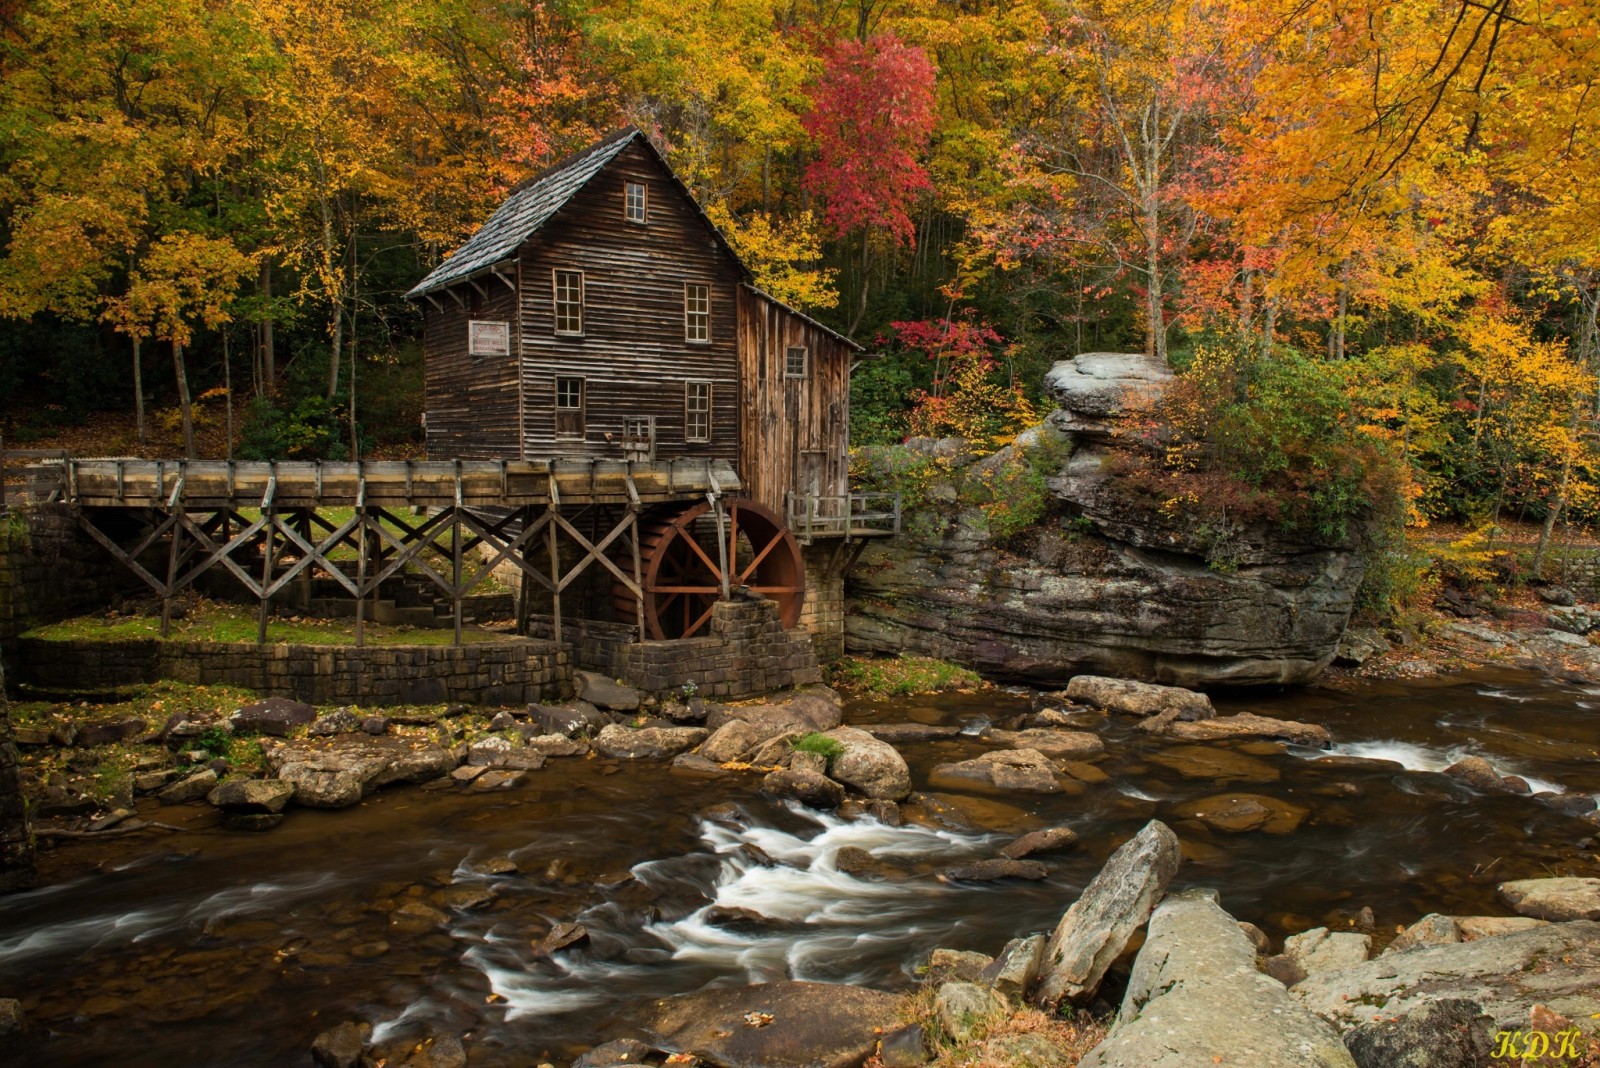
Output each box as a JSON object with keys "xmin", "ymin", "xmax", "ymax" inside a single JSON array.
[
  {"xmin": 845, "ymin": 353, "xmax": 1364, "ymax": 687},
  {"xmin": 640, "ymin": 980, "xmax": 905, "ymax": 1068}
]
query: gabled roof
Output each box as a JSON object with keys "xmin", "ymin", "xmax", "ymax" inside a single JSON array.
[
  {"xmin": 405, "ymin": 127, "xmax": 643, "ymax": 298},
  {"xmin": 407, "ymin": 126, "xmax": 862, "ymax": 353}
]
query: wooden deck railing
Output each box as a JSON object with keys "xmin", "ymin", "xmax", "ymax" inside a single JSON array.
[{"xmin": 785, "ymin": 491, "xmax": 901, "ymax": 544}]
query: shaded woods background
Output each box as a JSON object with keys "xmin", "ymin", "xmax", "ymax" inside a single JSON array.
[{"xmin": 3, "ymin": 0, "xmax": 1600, "ymax": 616}]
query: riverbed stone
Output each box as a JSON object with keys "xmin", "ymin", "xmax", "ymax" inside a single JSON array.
[
  {"xmin": 1162, "ymin": 713, "xmax": 1333, "ymax": 748},
  {"xmin": 531, "ymin": 702, "xmax": 609, "ymax": 737},
  {"xmin": 641, "ymin": 980, "xmax": 906, "ymax": 1068},
  {"xmin": 930, "ymin": 748, "xmax": 1063, "ymax": 794},
  {"xmin": 862, "ymin": 723, "xmax": 962, "ymax": 743},
  {"xmin": 1384, "ymin": 913, "xmax": 1461, "ymax": 954},
  {"xmin": 575, "ymin": 671, "xmax": 642, "ymax": 712},
  {"xmin": 533, "ymin": 921, "xmax": 590, "ymax": 957},
  {"xmin": 877, "ymin": 1023, "xmax": 930, "ymax": 1068},
  {"xmin": 1145, "ymin": 745, "xmax": 1280, "ymax": 782},
  {"xmin": 1454, "ymin": 916, "xmax": 1550, "ymax": 941},
  {"xmin": 466, "ymin": 735, "xmax": 545, "ymax": 771},
  {"xmin": 592, "ymin": 724, "xmax": 707, "ymax": 760},
  {"xmin": 986, "ymin": 728, "xmax": 1106, "ymax": 759},
  {"xmin": 1340, "ymin": 997, "xmax": 1495, "ymax": 1068},
  {"xmin": 222, "ymin": 812, "xmax": 284, "ymax": 831},
  {"xmin": 157, "ymin": 768, "xmax": 218, "ymax": 804},
  {"xmin": 74, "ymin": 716, "xmax": 148, "ymax": 747},
  {"xmin": 1443, "ymin": 756, "xmax": 1518, "ymax": 793},
  {"xmin": 1064, "ymin": 676, "xmax": 1213, "ymax": 718},
  {"xmin": 520, "ymin": 732, "xmax": 588, "ymax": 758},
  {"xmin": 699, "ymin": 720, "xmax": 768, "ymax": 764},
  {"xmin": 979, "ymin": 934, "xmax": 1047, "ymax": 1000},
  {"xmin": 1289, "ymin": 920, "xmax": 1600, "ymax": 1030},
  {"xmin": 309, "ymin": 709, "xmax": 360, "ymax": 736},
  {"xmin": 1000, "ymin": 826, "xmax": 1080, "ymax": 859},
  {"xmin": 311, "ymin": 1020, "xmax": 371, "ymax": 1068},
  {"xmin": 1080, "ymin": 888, "xmax": 1356, "ymax": 1068},
  {"xmin": 1035, "ymin": 819, "xmax": 1181, "ymax": 1007},
  {"xmin": 942, "ymin": 858, "xmax": 1049, "ymax": 882},
  {"xmin": 823, "ymin": 726, "xmax": 912, "ymax": 801},
  {"xmin": 761, "ymin": 768, "xmax": 845, "ymax": 809},
  {"xmin": 1497, "ymin": 877, "xmax": 1600, "ymax": 921},
  {"xmin": 0, "ymin": 997, "xmax": 22, "ymax": 1036},
  {"xmin": 1283, "ymin": 927, "xmax": 1372, "ymax": 976},
  {"xmin": 1170, "ymin": 792, "xmax": 1310, "ymax": 834},
  {"xmin": 571, "ymin": 1038, "xmax": 653, "ymax": 1068},
  {"xmin": 934, "ymin": 982, "xmax": 1008, "ymax": 1041},
  {"xmin": 207, "ymin": 777, "xmax": 295, "ymax": 814},
  {"xmin": 232, "ymin": 698, "xmax": 316, "ymax": 736}
]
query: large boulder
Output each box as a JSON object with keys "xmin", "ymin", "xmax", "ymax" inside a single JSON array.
[
  {"xmin": 706, "ymin": 692, "xmax": 843, "ymax": 737},
  {"xmin": 1079, "ymin": 888, "xmax": 1356, "ymax": 1068},
  {"xmin": 1282, "ymin": 927, "xmax": 1372, "ymax": 977},
  {"xmin": 1339, "ymin": 998, "xmax": 1496, "ymax": 1068},
  {"xmin": 1290, "ymin": 920, "xmax": 1600, "ymax": 1030},
  {"xmin": 699, "ymin": 720, "xmax": 768, "ymax": 764},
  {"xmin": 264, "ymin": 736, "xmax": 456, "ymax": 808},
  {"xmin": 207, "ymin": 777, "xmax": 295, "ymax": 814},
  {"xmin": 822, "ymin": 726, "xmax": 912, "ymax": 801},
  {"xmin": 232, "ymin": 698, "xmax": 316, "ymax": 736},
  {"xmin": 1034, "ymin": 819, "xmax": 1181, "ymax": 1007},
  {"xmin": 1043, "ymin": 352, "xmax": 1175, "ymax": 437},
  {"xmin": 1497, "ymin": 877, "xmax": 1600, "ymax": 921},
  {"xmin": 591, "ymin": 725, "xmax": 707, "ymax": 760},
  {"xmin": 573, "ymin": 671, "xmax": 641, "ymax": 711},
  {"xmin": 985, "ymin": 728, "xmax": 1106, "ymax": 759},
  {"xmin": 930, "ymin": 749, "xmax": 1065, "ymax": 794},
  {"xmin": 761, "ymin": 768, "xmax": 845, "ymax": 809},
  {"xmin": 640, "ymin": 981, "xmax": 906, "ymax": 1068},
  {"xmin": 1162, "ymin": 713, "xmax": 1333, "ymax": 748}
]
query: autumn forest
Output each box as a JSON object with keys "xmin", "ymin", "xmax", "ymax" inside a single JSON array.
[{"xmin": 3, "ymin": 0, "xmax": 1599, "ymax": 618}]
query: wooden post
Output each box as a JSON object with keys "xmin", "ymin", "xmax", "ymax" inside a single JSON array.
[
  {"xmin": 160, "ymin": 510, "xmax": 180, "ymax": 638},
  {"xmin": 515, "ymin": 507, "xmax": 531, "ymax": 635},
  {"xmin": 452, "ymin": 507, "xmax": 463, "ymax": 646},
  {"xmin": 355, "ymin": 510, "xmax": 368, "ymax": 648},
  {"xmin": 547, "ymin": 505, "xmax": 561, "ymax": 645},
  {"xmin": 630, "ymin": 507, "xmax": 644, "ymax": 643},
  {"xmin": 258, "ymin": 510, "xmax": 274, "ymax": 643}
]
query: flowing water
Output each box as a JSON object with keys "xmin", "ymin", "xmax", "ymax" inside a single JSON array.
[{"xmin": 2, "ymin": 668, "xmax": 1598, "ymax": 1065}]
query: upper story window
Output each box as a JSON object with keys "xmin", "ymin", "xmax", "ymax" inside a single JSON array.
[
  {"xmin": 685, "ymin": 381, "xmax": 712, "ymax": 442},
  {"xmin": 785, "ymin": 345, "xmax": 809, "ymax": 379},
  {"xmin": 625, "ymin": 181, "xmax": 647, "ymax": 224},
  {"xmin": 553, "ymin": 269, "xmax": 584, "ymax": 335},
  {"xmin": 684, "ymin": 282, "xmax": 710, "ymax": 343}
]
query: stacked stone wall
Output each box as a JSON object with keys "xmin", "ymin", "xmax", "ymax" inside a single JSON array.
[
  {"xmin": 0, "ymin": 504, "xmax": 127, "ymax": 645},
  {"xmin": 799, "ymin": 545, "xmax": 845, "ymax": 663},
  {"xmin": 617, "ymin": 597, "xmax": 822, "ymax": 698}
]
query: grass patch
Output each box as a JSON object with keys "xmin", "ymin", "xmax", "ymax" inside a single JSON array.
[
  {"xmin": 792, "ymin": 731, "xmax": 845, "ymax": 763},
  {"xmin": 832, "ymin": 656, "xmax": 984, "ymax": 697},
  {"xmin": 25, "ymin": 598, "xmax": 516, "ymax": 647}
]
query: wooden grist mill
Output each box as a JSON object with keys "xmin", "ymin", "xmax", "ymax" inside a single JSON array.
[{"xmin": 13, "ymin": 127, "xmax": 897, "ymax": 687}]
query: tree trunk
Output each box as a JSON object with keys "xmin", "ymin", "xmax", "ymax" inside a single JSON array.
[
  {"xmin": 132, "ymin": 336, "xmax": 147, "ymax": 444},
  {"xmin": 1532, "ymin": 410, "xmax": 1579, "ymax": 577},
  {"xmin": 173, "ymin": 340, "xmax": 196, "ymax": 459},
  {"xmin": 1144, "ymin": 195, "xmax": 1165, "ymax": 361},
  {"xmin": 259, "ymin": 259, "xmax": 276, "ymax": 397}
]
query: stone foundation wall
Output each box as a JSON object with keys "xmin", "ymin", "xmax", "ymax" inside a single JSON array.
[
  {"xmin": 800, "ymin": 545, "xmax": 845, "ymax": 663},
  {"xmin": 0, "ymin": 673, "xmax": 35, "ymax": 893},
  {"xmin": 617, "ymin": 597, "xmax": 822, "ymax": 698},
  {"xmin": 12, "ymin": 636, "xmax": 570, "ymax": 707},
  {"xmin": 0, "ymin": 504, "xmax": 127, "ymax": 645}
]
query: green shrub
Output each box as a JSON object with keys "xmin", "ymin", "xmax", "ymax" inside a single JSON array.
[
  {"xmin": 792, "ymin": 732, "xmax": 846, "ymax": 763},
  {"xmin": 831, "ymin": 655, "xmax": 983, "ymax": 696},
  {"xmin": 238, "ymin": 394, "xmax": 346, "ymax": 460}
]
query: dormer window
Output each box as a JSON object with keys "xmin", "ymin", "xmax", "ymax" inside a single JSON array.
[
  {"xmin": 684, "ymin": 283, "xmax": 710, "ymax": 343},
  {"xmin": 625, "ymin": 182, "xmax": 647, "ymax": 224}
]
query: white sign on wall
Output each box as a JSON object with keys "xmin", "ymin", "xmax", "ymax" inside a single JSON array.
[{"xmin": 468, "ymin": 320, "xmax": 511, "ymax": 356}]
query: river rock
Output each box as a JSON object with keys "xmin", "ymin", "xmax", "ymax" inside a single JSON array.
[
  {"xmin": 1171, "ymin": 792, "xmax": 1309, "ymax": 834},
  {"xmin": 1035, "ymin": 819, "xmax": 1181, "ymax": 1007},
  {"xmin": 934, "ymin": 982, "xmax": 1007, "ymax": 1041},
  {"xmin": 311, "ymin": 1020, "xmax": 371, "ymax": 1068},
  {"xmin": 1283, "ymin": 927, "xmax": 1372, "ymax": 976},
  {"xmin": 1384, "ymin": 913, "xmax": 1461, "ymax": 954},
  {"xmin": 986, "ymin": 728, "xmax": 1106, "ymax": 759},
  {"xmin": 1000, "ymin": 827, "xmax": 1080, "ymax": 859},
  {"xmin": 862, "ymin": 723, "xmax": 962, "ymax": 743},
  {"xmin": 207, "ymin": 777, "xmax": 295, "ymax": 814},
  {"xmin": 1497, "ymin": 877, "xmax": 1600, "ymax": 921},
  {"xmin": 74, "ymin": 717, "xmax": 148, "ymax": 747},
  {"xmin": 265, "ymin": 736, "xmax": 456, "ymax": 808},
  {"xmin": 572, "ymin": 1038, "xmax": 654, "ymax": 1068},
  {"xmin": 466, "ymin": 735, "xmax": 545, "ymax": 771},
  {"xmin": 823, "ymin": 726, "xmax": 912, "ymax": 801},
  {"xmin": 533, "ymin": 921, "xmax": 590, "ymax": 957},
  {"xmin": 926, "ymin": 948, "xmax": 994, "ymax": 984},
  {"xmin": 1340, "ymin": 997, "xmax": 1496, "ymax": 1068},
  {"xmin": 232, "ymin": 698, "xmax": 316, "ymax": 736},
  {"xmin": 520, "ymin": 732, "xmax": 588, "ymax": 757},
  {"xmin": 309, "ymin": 709, "xmax": 361, "ymax": 736},
  {"xmin": 592, "ymin": 724, "xmax": 707, "ymax": 760},
  {"xmin": 706, "ymin": 691, "xmax": 843, "ymax": 736},
  {"xmin": 1335, "ymin": 626, "xmax": 1392, "ymax": 666},
  {"xmin": 531, "ymin": 702, "xmax": 609, "ymax": 737},
  {"xmin": 574, "ymin": 671, "xmax": 642, "ymax": 711},
  {"xmin": 1289, "ymin": 920, "xmax": 1600, "ymax": 1029},
  {"xmin": 1163, "ymin": 713, "xmax": 1333, "ymax": 747},
  {"xmin": 979, "ymin": 934, "xmax": 1046, "ymax": 999},
  {"xmin": 877, "ymin": 1023, "xmax": 930, "ymax": 1068},
  {"xmin": 0, "ymin": 998, "xmax": 22, "ymax": 1036},
  {"xmin": 1442, "ymin": 756, "xmax": 1518, "ymax": 793},
  {"xmin": 930, "ymin": 748, "xmax": 1063, "ymax": 794},
  {"xmin": 942, "ymin": 858, "xmax": 1049, "ymax": 882},
  {"xmin": 761, "ymin": 768, "xmax": 845, "ymax": 809},
  {"xmin": 1065, "ymin": 676, "xmax": 1213, "ymax": 718},
  {"xmin": 700, "ymin": 720, "xmax": 767, "ymax": 763},
  {"xmin": 640, "ymin": 980, "xmax": 906, "ymax": 1068},
  {"xmin": 1454, "ymin": 916, "xmax": 1550, "ymax": 941},
  {"xmin": 1080, "ymin": 888, "xmax": 1356, "ymax": 1068},
  {"xmin": 1145, "ymin": 745, "xmax": 1280, "ymax": 782},
  {"xmin": 157, "ymin": 769, "xmax": 218, "ymax": 804}
]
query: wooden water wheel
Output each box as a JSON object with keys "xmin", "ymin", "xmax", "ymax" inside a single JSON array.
[{"xmin": 614, "ymin": 498, "xmax": 805, "ymax": 640}]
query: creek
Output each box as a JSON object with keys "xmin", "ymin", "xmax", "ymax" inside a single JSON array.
[{"xmin": 1, "ymin": 668, "xmax": 1597, "ymax": 1066}]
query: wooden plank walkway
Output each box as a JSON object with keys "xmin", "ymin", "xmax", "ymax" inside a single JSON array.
[{"xmin": 26, "ymin": 457, "xmax": 741, "ymax": 510}]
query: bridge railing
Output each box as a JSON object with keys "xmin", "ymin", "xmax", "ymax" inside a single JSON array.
[
  {"xmin": 0, "ymin": 439, "xmax": 69, "ymax": 510},
  {"xmin": 785, "ymin": 491, "xmax": 901, "ymax": 545}
]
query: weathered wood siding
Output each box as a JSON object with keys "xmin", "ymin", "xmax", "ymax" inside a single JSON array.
[
  {"xmin": 518, "ymin": 141, "xmax": 742, "ymax": 463},
  {"xmin": 423, "ymin": 282, "xmax": 522, "ymax": 459},
  {"xmin": 737, "ymin": 286, "xmax": 852, "ymax": 514}
]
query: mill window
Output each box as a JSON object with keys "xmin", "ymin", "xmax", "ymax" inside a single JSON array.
[
  {"xmin": 785, "ymin": 345, "xmax": 809, "ymax": 379},
  {"xmin": 684, "ymin": 283, "xmax": 710, "ymax": 343},
  {"xmin": 555, "ymin": 376, "xmax": 585, "ymax": 439},
  {"xmin": 685, "ymin": 381, "xmax": 712, "ymax": 442},
  {"xmin": 625, "ymin": 181, "xmax": 647, "ymax": 224},
  {"xmin": 553, "ymin": 269, "xmax": 584, "ymax": 335}
]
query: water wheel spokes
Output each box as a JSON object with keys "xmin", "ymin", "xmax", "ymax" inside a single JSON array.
[{"xmin": 617, "ymin": 497, "xmax": 805, "ymax": 640}]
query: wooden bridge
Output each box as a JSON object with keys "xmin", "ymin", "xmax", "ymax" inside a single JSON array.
[{"xmin": 6, "ymin": 456, "xmax": 746, "ymax": 647}]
